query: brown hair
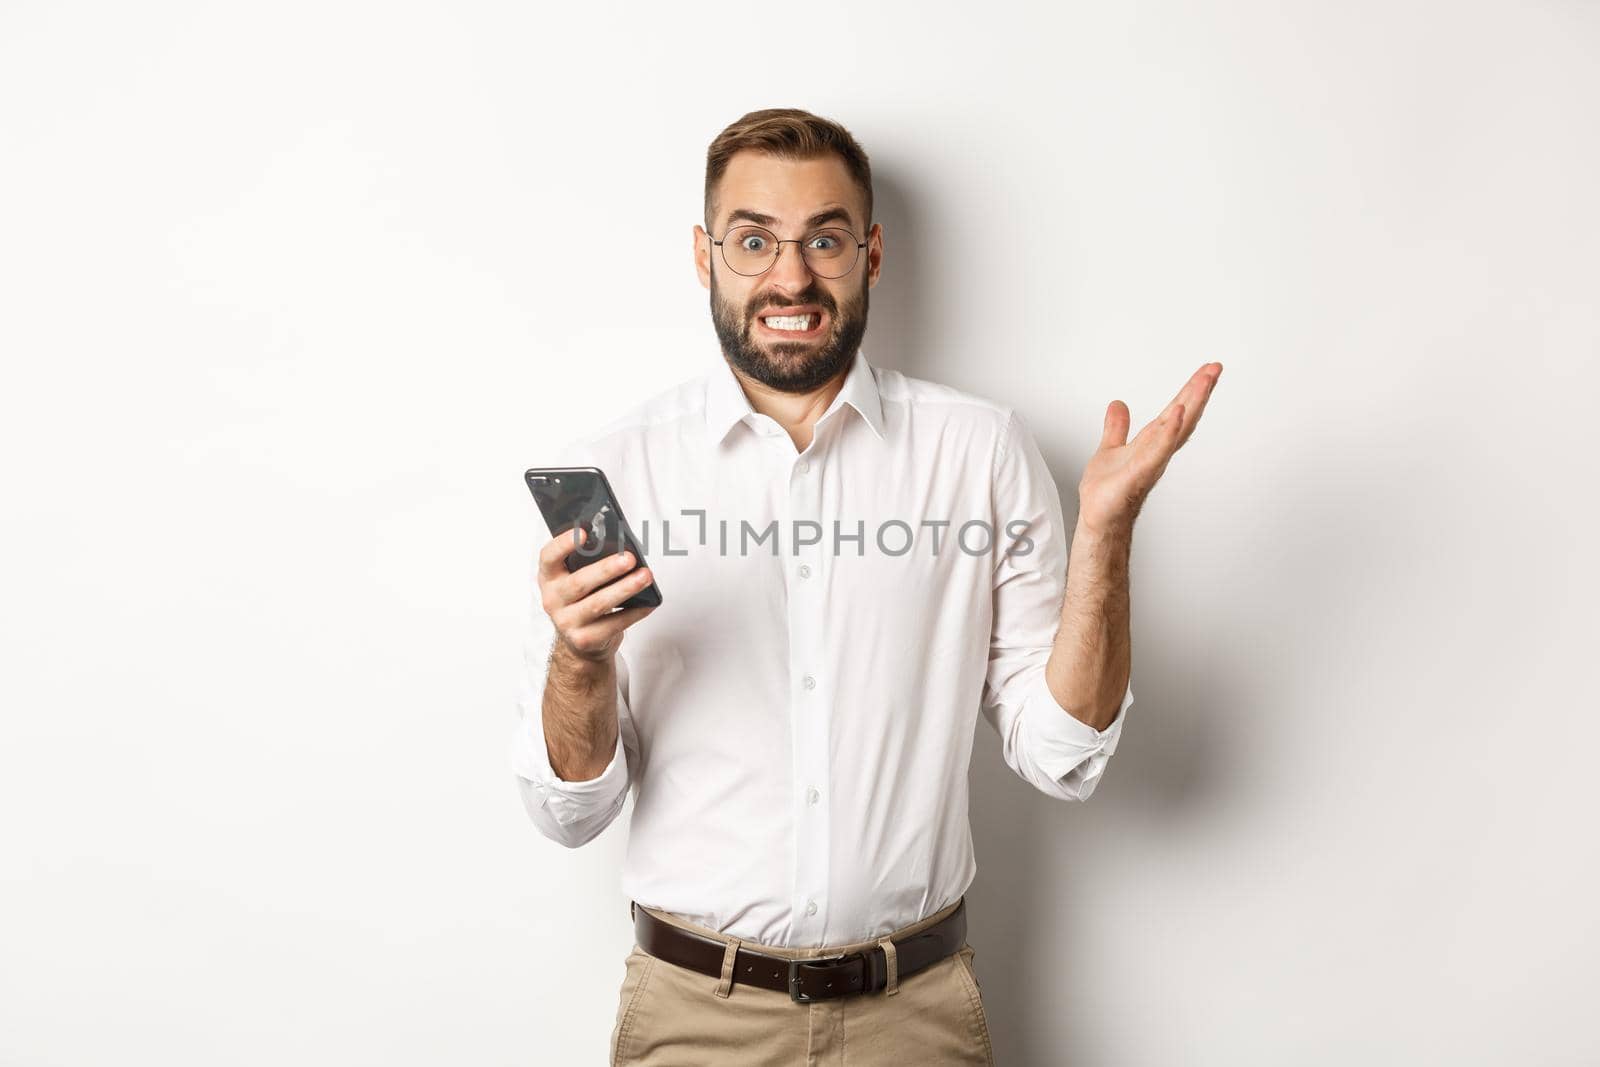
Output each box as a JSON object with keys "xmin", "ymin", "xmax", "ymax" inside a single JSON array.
[{"xmin": 704, "ymin": 107, "xmax": 873, "ymax": 233}]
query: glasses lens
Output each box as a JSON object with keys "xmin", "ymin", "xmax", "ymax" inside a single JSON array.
[
  {"xmin": 800, "ymin": 228, "xmax": 858, "ymax": 277},
  {"xmin": 719, "ymin": 226, "xmax": 862, "ymax": 277},
  {"xmin": 722, "ymin": 225, "xmax": 779, "ymax": 275}
]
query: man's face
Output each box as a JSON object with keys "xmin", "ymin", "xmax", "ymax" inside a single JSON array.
[{"xmin": 695, "ymin": 151, "xmax": 883, "ymax": 393}]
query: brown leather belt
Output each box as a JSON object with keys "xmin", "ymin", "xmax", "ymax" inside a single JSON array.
[{"xmin": 630, "ymin": 897, "xmax": 967, "ymax": 1003}]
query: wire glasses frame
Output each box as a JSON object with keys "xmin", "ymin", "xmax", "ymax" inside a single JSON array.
[{"xmin": 709, "ymin": 224, "xmax": 868, "ymax": 279}]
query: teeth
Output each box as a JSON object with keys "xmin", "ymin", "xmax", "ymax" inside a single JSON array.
[{"xmin": 762, "ymin": 314, "xmax": 813, "ymax": 331}]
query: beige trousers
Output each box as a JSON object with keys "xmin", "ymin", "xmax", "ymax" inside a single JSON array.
[{"xmin": 610, "ymin": 897, "xmax": 995, "ymax": 1066}]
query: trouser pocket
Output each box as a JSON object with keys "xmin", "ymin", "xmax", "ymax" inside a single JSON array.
[
  {"xmin": 953, "ymin": 944, "xmax": 995, "ymax": 1066},
  {"xmin": 610, "ymin": 946, "xmax": 656, "ymax": 1066}
]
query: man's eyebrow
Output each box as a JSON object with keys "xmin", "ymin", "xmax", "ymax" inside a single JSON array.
[{"xmin": 725, "ymin": 206, "xmax": 857, "ymax": 232}]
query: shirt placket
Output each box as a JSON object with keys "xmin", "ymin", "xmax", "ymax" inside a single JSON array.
[{"xmin": 781, "ymin": 430, "xmax": 830, "ymax": 945}]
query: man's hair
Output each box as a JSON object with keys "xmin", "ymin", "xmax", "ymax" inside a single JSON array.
[{"xmin": 704, "ymin": 107, "xmax": 873, "ymax": 234}]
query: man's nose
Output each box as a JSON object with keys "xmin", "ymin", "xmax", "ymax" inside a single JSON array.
[{"xmin": 765, "ymin": 241, "xmax": 815, "ymax": 291}]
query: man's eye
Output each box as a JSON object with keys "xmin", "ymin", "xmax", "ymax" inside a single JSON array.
[
  {"xmin": 808, "ymin": 235, "xmax": 838, "ymax": 250},
  {"xmin": 740, "ymin": 235, "xmax": 768, "ymax": 251}
]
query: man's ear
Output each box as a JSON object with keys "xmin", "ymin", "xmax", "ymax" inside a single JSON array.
[
  {"xmin": 693, "ymin": 224, "xmax": 712, "ymax": 290},
  {"xmin": 865, "ymin": 222, "xmax": 884, "ymax": 289}
]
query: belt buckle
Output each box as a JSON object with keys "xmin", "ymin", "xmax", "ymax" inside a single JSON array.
[{"xmin": 787, "ymin": 952, "xmax": 861, "ymax": 1003}]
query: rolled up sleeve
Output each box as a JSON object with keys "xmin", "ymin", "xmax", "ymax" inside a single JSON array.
[
  {"xmin": 1012, "ymin": 669, "xmax": 1133, "ymax": 800},
  {"xmin": 980, "ymin": 407, "xmax": 1134, "ymax": 802}
]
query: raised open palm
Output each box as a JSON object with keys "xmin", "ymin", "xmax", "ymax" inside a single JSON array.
[{"xmin": 1077, "ymin": 361, "xmax": 1223, "ymax": 538}]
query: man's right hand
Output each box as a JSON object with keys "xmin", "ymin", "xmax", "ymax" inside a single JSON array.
[{"xmin": 537, "ymin": 526, "xmax": 658, "ymax": 664}]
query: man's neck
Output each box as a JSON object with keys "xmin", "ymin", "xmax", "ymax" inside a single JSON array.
[{"xmin": 730, "ymin": 363, "xmax": 847, "ymax": 453}]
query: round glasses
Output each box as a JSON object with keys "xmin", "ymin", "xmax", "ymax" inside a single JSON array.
[{"xmin": 710, "ymin": 225, "xmax": 866, "ymax": 279}]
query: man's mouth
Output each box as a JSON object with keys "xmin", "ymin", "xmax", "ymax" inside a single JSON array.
[{"xmin": 755, "ymin": 306, "xmax": 827, "ymax": 338}]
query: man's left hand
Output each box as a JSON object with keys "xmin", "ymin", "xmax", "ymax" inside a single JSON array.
[{"xmin": 1076, "ymin": 361, "xmax": 1223, "ymax": 540}]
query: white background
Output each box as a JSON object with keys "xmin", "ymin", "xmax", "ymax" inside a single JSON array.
[{"xmin": 3, "ymin": 2, "xmax": 1597, "ymax": 1064}]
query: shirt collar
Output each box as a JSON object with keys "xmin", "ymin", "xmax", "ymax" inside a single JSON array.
[{"xmin": 704, "ymin": 347, "xmax": 886, "ymax": 447}]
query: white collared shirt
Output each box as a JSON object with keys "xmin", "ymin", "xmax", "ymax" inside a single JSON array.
[{"xmin": 511, "ymin": 348, "xmax": 1133, "ymax": 949}]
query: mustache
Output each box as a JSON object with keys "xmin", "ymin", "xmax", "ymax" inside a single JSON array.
[{"xmin": 747, "ymin": 290, "xmax": 836, "ymax": 316}]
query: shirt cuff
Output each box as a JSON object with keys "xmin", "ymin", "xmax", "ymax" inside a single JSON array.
[
  {"xmin": 510, "ymin": 700, "xmax": 628, "ymax": 805},
  {"xmin": 1018, "ymin": 670, "xmax": 1134, "ymax": 783}
]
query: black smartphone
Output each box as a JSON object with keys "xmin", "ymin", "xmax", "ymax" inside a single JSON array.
[{"xmin": 524, "ymin": 466, "xmax": 663, "ymax": 610}]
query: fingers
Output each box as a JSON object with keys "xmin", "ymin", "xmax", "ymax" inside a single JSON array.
[
  {"xmin": 1170, "ymin": 363, "xmax": 1221, "ymax": 451},
  {"xmin": 1157, "ymin": 362, "xmax": 1221, "ymax": 424},
  {"xmin": 542, "ymin": 547, "xmax": 654, "ymax": 622},
  {"xmin": 559, "ymin": 602, "xmax": 658, "ymax": 660},
  {"xmin": 538, "ymin": 527, "xmax": 638, "ymax": 600},
  {"xmin": 1133, "ymin": 362, "xmax": 1222, "ymax": 452},
  {"xmin": 542, "ymin": 549, "xmax": 658, "ymax": 657},
  {"xmin": 537, "ymin": 524, "xmax": 659, "ymax": 650},
  {"xmin": 537, "ymin": 525, "xmax": 587, "ymax": 585},
  {"xmin": 570, "ymin": 563, "xmax": 657, "ymax": 623},
  {"xmin": 1098, "ymin": 400, "xmax": 1130, "ymax": 450},
  {"xmin": 571, "ymin": 546, "xmax": 644, "ymax": 603},
  {"xmin": 1125, "ymin": 403, "xmax": 1185, "ymax": 485}
]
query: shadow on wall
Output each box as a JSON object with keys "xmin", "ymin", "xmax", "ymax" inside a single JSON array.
[
  {"xmin": 858, "ymin": 166, "xmax": 931, "ymax": 375},
  {"xmin": 963, "ymin": 632, "xmax": 1241, "ymax": 1066},
  {"xmin": 868, "ymin": 159, "xmax": 1249, "ymax": 1065}
]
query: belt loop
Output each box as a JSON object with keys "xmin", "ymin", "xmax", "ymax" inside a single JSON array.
[
  {"xmin": 876, "ymin": 936, "xmax": 899, "ymax": 996},
  {"xmin": 713, "ymin": 937, "xmax": 743, "ymax": 999}
]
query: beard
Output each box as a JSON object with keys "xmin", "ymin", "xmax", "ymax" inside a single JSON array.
[{"xmin": 710, "ymin": 272, "xmax": 869, "ymax": 394}]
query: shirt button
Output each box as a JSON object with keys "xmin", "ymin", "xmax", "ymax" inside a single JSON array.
[
  {"xmin": 802, "ymin": 674, "xmax": 816, "ymax": 691},
  {"xmin": 797, "ymin": 563, "xmax": 811, "ymax": 579},
  {"xmin": 806, "ymin": 787, "xmax": 820, "ymax": 805},
  {"xmin": 797, "ymin": 460, "xmax": 810, "ymax": 473},
  {"xmin": 805, "ymin": 899, "xmax": 818, "ymax": 916}
]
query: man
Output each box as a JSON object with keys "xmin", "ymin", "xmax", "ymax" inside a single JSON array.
[{"xmin": 512, "ymin": 107, "xmax": 1221, "ymax": 1065}]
